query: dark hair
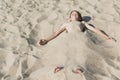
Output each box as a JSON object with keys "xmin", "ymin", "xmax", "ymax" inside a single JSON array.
[{"xmin": 70, "ymin": 10, "xmax": 83, "ymax": 22}]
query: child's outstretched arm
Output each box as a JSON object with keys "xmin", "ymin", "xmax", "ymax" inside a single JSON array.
[
  {"xmin": 84, "ymin": 22, "xmax": 112, "ymax": 40},
  {"xmin": 39, "ymin": 27, "xmax": 66, "ymax": 45}
]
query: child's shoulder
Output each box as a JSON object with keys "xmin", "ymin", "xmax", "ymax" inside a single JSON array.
[{"xmin": 62, "ymin": 21, "xmax": 71, "ymax": 26}]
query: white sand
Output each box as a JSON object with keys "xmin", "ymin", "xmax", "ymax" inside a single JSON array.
[{"xmin": 0, "ymin": 0, "xmax": 120, "ymax": 80}]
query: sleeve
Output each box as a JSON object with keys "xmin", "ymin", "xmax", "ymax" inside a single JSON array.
[{"xmin": 60, "ymin": 23, "xmax": 70, "ymax": 32}]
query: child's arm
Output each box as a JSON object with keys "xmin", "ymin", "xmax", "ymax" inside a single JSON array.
[
  {"xmin": 84, "ymin": 22, "xmax": 112, "ymax": 40},
  {"xmin": 39, "ymin": 27, "xmax": 66, "ymax": 45}
]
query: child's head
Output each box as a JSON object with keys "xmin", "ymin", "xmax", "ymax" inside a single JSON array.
[{"xmin": 70, "ymin": 10, "xmax": 82, "ymax": 22}]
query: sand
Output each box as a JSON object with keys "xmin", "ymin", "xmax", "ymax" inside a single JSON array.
[{"xmin": 0, "ymin": 0, "xmax": 120, "ymax": 80}]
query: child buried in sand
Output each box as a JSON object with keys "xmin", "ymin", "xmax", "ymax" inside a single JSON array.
[{"xmin": 39, "ymin": 10, "xmax": 114, "ymax": 74}]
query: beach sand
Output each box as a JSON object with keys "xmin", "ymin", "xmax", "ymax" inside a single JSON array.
[{"xmin": 0, "ymin": 0, "xmax": 120, "ymax": 80}]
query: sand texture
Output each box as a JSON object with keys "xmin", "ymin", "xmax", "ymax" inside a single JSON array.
[{"xmin": 0, "ymin": 0, "xmax": 120, "ymax": 80}]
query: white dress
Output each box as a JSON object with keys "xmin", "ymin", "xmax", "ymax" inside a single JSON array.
[{"xmin": 60, "ymin": 21, "xmax": 91, "ymax": 67}]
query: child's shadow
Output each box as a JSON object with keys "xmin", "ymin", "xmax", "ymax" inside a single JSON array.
[{"xmin": 82, "ymin": 16, "xmax": 91, "ymax": 22}]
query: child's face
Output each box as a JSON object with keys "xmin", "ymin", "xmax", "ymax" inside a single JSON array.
[{"xmin": 70, "ymin": 11, "xmax": 79, "ymax": 21}]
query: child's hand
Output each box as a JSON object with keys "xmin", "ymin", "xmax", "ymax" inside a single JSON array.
[
  {"xmin": 106, "ymin": 37, "xmax": 117, "ymax": 42},
  {"xmin": 39, "ymin": 39, "xmax": 48, "ymax": 45}
]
